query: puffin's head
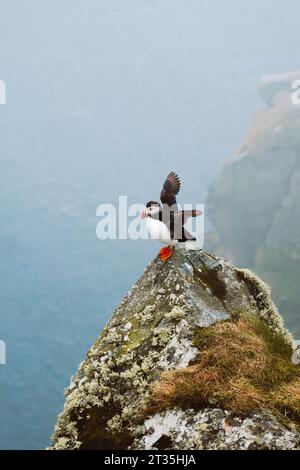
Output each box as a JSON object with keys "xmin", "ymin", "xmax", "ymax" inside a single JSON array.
[{"xmin": 140, "ymin": 201, "xmax": 160, "ymax": 219}]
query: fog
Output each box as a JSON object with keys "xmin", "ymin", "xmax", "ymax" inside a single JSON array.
[{"xmin": 0, "ymin": 0, "xmax": 299, "ymax": 449}]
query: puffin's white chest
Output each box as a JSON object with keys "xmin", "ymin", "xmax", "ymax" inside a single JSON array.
[{"xmin": 146, "ymin": 217, "xmax": 172, "ymax": 244}]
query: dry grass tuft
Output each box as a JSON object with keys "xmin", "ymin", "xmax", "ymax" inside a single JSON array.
[
  {"xmin": 147, "ymin": 314, "xmax": 300, "ymax": 426},
  {"xmin": 270, "ymin": 379, "xmax": 300, "ymax": 421}
]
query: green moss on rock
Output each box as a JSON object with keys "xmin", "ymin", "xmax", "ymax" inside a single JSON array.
[{"xmin": 49, "ymin": 248, "xmax": 299, "ymax": 450}]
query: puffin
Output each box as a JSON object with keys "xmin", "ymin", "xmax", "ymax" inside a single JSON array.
[{"xmin": 141, "ymin": 172, "xmax": 202, "ymax": 261}]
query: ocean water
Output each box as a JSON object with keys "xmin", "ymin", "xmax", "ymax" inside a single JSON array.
[{"xmin": 0, "ymin": 0, "xmax": 299, "ymax": 449}]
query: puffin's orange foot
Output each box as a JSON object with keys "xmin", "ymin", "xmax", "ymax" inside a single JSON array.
[{"xmin": 159, "ymin": 245, "xmax": 174, "ymax": 262}]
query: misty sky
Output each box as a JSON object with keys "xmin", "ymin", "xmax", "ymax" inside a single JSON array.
[{"xmin": 0, "ymin": 0, "xmax": 299, "ymax": 450}]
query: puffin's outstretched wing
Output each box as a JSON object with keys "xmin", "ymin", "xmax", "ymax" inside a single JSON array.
[
  {"xmin": 175, "ymin": 209, "xmax": 202, "ymax": 224},
  {"xmin": 160, "ymin": 171, "xmax": 181, "ymax": 207},
  {"xmin": 172, "ymin": 211, "xmax": 201, "ymax": 241}
]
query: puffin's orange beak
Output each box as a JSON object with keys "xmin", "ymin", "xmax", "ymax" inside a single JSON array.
[{"xmin": 140, "ymin": 210, "xmax": 147, "ymax": 219}]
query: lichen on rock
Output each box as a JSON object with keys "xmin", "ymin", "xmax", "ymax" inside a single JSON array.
[
  {"xmin": 131, "ymin": 408, "xmax": 300, "ymax": 450},
  {"xmin": 49, "ymin": 247, "xmax": 300, "ymax": 450}
]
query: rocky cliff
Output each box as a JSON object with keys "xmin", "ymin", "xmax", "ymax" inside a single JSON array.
[
  {"xmin": 50, "ymin": 247, "xmax": 300, "ymax": 450},
  {"xmin": 206, "ymin": 71, "xmax": 300, "ymax": 338}
]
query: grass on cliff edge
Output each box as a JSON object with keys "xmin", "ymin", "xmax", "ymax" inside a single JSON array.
[{"xmin": 147, "ymin": 313, "xmax": 300, "ymax": 427}]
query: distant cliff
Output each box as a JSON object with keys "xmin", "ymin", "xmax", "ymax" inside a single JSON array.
[
  {"xmin": 49, "ymin": 247, "xmax": 300, "ymax": 450},
  {"xmin": 206, "ymin": 71, "xmax": 300, "ymax": 338}
]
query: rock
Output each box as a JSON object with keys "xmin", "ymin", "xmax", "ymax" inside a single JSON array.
[
  {"xmin": 132, "ymin": 409, "xmax": 299, "ymax": 450},
  {"xmin": 258, "ymin": 71, "xmax": 300, "ymax": 106},
  {"xmin": 206, "ymin": 71, "xmax": 300, "ymax": 337},
  {"xmin": 49, "ymin": 247, "xmax": 299, "ymax": 450}
]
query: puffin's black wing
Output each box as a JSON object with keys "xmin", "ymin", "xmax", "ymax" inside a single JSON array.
[
  {"xmin": 176, "ymin": 209, "xmax": 202, "ymax": 224},
  {"xmin": 167, "ymin": 213, "xmax": 196, "ymax": 241},
  {"xmin": 160, "ymin": 172, "xmax": 181, "ymax": 207}
]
